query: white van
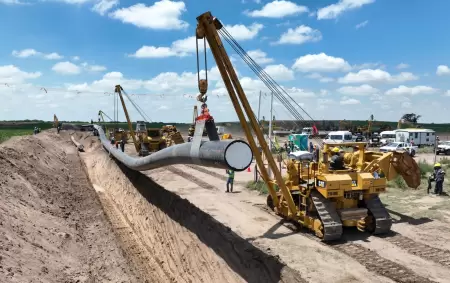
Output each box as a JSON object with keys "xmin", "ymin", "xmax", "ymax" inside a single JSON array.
[
  {"xmin": 323, "ymin": 131, "xmax": 353, "ymax": 144},
  {"xmin": 379, "ymin": 131, "xmax": 396, "ymax": 145},
  {"xmin": 395, "ymin": 128, "xmax": 436, "ymax": 147}
]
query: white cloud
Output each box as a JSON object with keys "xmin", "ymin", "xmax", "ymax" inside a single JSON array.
[
  {"xmin": 263, "ymin": 64, "xmax": 294, "ymax": 81},
  {"xmin": 52, "ymin": 61, "xmax": 81, "ymax": 75},
  {"xmin": 224, "ymin": 23, "xmax": 264, "ymax": 40},
  {"xmin": 385, "ymin": 85, "xmax": 438, "ymax": 96},
  {"xmin": 92, "ymin": 0, "xmax": 118, "ymax": 15},
  {"xmin": 317, "ymin": 0, "xmax": 375, "ymax": 20},
  {"xmin": 436, "ymin": 65, "xmax": 450, "ymax": 76},
  {"xmin": 0, "ymin": 65, "xmax": 41, "ymax": 84},
  {"xmin": 109, "ymin": 1, "xmax": 188, "ymax": 30},
  {"xmin": 43, "ymin": 52, "xmax": 63, "ymax": 60},
  {"xmin": 340, "ymin": 97, "xmax": 360, "ymax": 105},
  {"xmin": 355, "ymin": 20, "xmax": 368, "ymax": 29},
  {"xmin": 12, "ymin": 49, "xmax": 63, "ymax": 60},
  {"xmin": 305, "ymin": 73, "xmax": 334, "ymax": 83},
  {"xmin": 129, "ymin": 22, "xmax": 262, "ymax": 59},
  {"xmin": 85, "ymin": 64, "xmax": 107, "ymax": 72},
  {"xmin": 352, "ymin": 62, "xmax": 384, "ymax": 70},
  {"xmin": 244, "ymin": 0, "xmax": 308, "ymax": 18},
  {"xmin": 275, "ymin": 25, "xmax": 322, "ymax": 45},
  {"xmin": 247, "ymin": 49, "xmax": 274, "ymax": 64},
  {"xmin": 0, "ymin": 0, "xmax": 27, "ymax": 5},
  {"xmin": 396, "ymin": 63, "xmax": 409, "ymax": 69},
  {"xmin": 445, "ymin": 90, "xmax": 450, "ymax": 97},
  {"xmin": 337, "ymin": 84, "xmax": 379, "ymax": 96},
  {"xmin": 401, "ymin": 101, "xmax": 412, "ymax": 109},
  {"xmin": 338, "ymin": 69, "xmax": 418, "ymax": 84},
  {"xmin": 72, "ymin": 56, "xmax": 80, "ymax": 61},
  {"xmin": 292, "ymin": 53, "xmax": 351, "ymax": 73}
]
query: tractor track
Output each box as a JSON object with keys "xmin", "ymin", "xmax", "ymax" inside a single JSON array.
[
  {"xmin": 170, "ymin": 166, "xmax": 440, "ymax": 283},
  {"xmin": 382, "ymin": 233, "xmax": 450, "ymax": 268}
]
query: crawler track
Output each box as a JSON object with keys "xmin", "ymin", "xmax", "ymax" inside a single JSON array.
[
  {"xmin": 383, "ymin": 234, "xmax": 450, "ymax": 268},
  {"xmin": 365, "ymin": 195, "xmax": 392, "ymax": 234},
  {"xmin": 310, "ymin": 190, "xmax": 343, "ymax": 241},
  {"xmin": 169, "ymin": 168, "xmax": 441, "ymax": 283}
]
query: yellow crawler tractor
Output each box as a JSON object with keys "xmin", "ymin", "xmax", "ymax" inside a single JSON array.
[
  {"xmin": 280, "ymin": 143, "xmax": 420, "ymax": 240},
  {"xmin": 194, "ymin": 11, "xmax": 421, "ymax": 241}
]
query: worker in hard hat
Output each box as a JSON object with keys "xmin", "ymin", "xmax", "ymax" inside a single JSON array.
[
  {"xmin": 225, "ymin": 169, "xmax": 235, "ymax": 193},
  {"xmin": 330, "ymin": 147, "xmax": 345, "ymax": 170},
  {"xmin": 428, "ymin": 163, "xmax": 446, "ymax": 195}
]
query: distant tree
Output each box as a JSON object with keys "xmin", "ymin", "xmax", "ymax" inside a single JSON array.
[{"xmin": 401, "ymin": 113, "xmax": 421, "ymax": 125}]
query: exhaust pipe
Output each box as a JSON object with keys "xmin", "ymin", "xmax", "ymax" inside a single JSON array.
[{"xmin": 94, "ymin": 125, "xmax": 253, "ymax": 172}]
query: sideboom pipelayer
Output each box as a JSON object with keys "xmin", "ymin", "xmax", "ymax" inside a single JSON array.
[{"xmin": 195, "ymin": 11, "xmax": 422, "ymax": 241}]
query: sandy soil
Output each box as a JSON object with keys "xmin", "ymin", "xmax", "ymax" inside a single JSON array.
[
  {"xmin": 3, "ymin": 129, "xmax": 450, "ymax": 283},
  {"xmin": 0, "ymin": 131, "xmax": 138, "ymax": 282}
]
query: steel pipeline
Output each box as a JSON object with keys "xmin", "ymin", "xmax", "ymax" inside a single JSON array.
[{"xmin": 94, "ymin": 125, "xmax": 253, "ymax": 172}]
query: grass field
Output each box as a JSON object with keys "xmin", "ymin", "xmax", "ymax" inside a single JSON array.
[{"xmin": 0, "ymin": 129, "xmax": 35, "ymax": 143}]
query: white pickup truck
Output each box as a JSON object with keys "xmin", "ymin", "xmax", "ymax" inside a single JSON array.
[
  {"xmin": 436, "ymin": 141, "xmax": 450, "ymax": 155},
  {"xmin": 379, "ymin": 142, "xmax": 418, "ymax": 157}
]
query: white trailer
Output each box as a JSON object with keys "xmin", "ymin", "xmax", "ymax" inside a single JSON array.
[
  {"xmin": 379, "ymin": 130, "xmax": 396, "ymax": 145},
  {"xmin": 395, "ymin": 128, "xmax": 436, "ymax": 147}
]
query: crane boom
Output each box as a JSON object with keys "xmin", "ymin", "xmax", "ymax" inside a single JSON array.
[
  {"xmin": 196, "ymin": 12, "xmax": 297, "ymax": 216},
  {"xmin": 114, "ymin": 85, "xmax": 140, "ymax": 153}
]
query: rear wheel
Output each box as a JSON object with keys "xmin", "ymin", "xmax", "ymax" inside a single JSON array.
[
  {"xmin": 445, "ymin": 149, "xmax": 450, "ymax": 155},
  {"xmin": 266, "ymin": 194, "xmax": 274, "ymax": 211}
]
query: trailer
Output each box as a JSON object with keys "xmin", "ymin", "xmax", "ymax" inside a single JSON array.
[{"xmin": 395, "ymin": 128, "xmax": 436, "ymax": 147}]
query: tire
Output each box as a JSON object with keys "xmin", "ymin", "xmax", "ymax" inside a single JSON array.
[
  {"xmin": 445, "ymin": 149, "xmax": 450, "ymax": 155},
  {"xmin": 410, "ymin": 149, "xmax": 415, "ymax": 157}
]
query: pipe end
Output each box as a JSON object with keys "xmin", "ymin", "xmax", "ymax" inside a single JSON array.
[{"xmin": 225, "ymin": 140, "xmax": 253, "ymax": 172}]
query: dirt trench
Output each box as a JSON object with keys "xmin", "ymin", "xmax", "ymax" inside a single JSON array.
[
  {"xmin": 0, "ymin": 131, "xmax": 139, "ymax": 282},
  {"xmin": 82, "ymin": 139, "xmax": 305, "ymax": 283}
]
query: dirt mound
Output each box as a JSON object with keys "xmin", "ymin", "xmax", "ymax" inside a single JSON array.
[
  {"xmin": 0, "ymin": 132, "xmax": 138, "ymax": 282},
  {"xmin": 83, "ymin": 148, "xmax": 304, "ymax": 283}
]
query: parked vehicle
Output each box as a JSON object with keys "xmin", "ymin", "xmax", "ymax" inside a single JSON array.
[
  {"xmin": 379, "ymin": 142, "xmax": 418, "ymax": 157},
  {"xmin": 395, "ymin": 128, "xmax": 435, "ymax": 147},
  {"xmin": 379, "ymin": 131, "xmax": 396, "ymax": 146},
  {"xmin": 323, "ymin": 131, "xmax": 353, "ymax": 144},
  {"xmin": 436, "ymin": 141, "xmax": 450, "ymax": 155}
]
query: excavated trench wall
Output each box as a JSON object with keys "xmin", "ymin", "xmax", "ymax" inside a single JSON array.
[{"xmin": 82, "ymin": 149, "xmax": 304, "ymax": 283}]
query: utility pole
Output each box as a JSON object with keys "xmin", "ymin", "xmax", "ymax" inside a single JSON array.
[
  {"xmin": 255, "ymin": 91, "xmax": 262, "ymax": 182},
  {"xmin": 268, "ymin": 92, "xmax": 274, "ymax": 178}
]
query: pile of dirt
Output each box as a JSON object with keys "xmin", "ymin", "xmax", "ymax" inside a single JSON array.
[
  {"xmin": 83, "ymin": 147, "xmax": 305, "ymax": 283},
  {"xmin": 0, "ymin": 132, "xmax": 138, "ymax": 282}
]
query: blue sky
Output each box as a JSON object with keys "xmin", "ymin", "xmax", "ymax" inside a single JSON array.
[{"xmin": 1, "ymin": 0, "xmax": 449, "ymax": 123}]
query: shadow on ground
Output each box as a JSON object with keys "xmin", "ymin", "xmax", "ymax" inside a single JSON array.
[{"xmin": 115, "ymin": 161, "xmax": 307, "ymax": 283}]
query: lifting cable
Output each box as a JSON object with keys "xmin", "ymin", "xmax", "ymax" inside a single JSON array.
[
  {"xmin": 217, "ymin": 27, "xmax": 324, "ymax": 147},
  {"xmin": 121, "ymin": 88, "xmax": 153, "ymax": 123}
]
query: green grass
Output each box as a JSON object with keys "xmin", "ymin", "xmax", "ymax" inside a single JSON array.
[
  {"xmin": 417, "ymin": 146, "xmax": 436, "ymax": 154},
  {"xmin": 0, "ymin": 129, "xmax": 34, "ymax": 143},
  {"xmin": 246, "ymin": 180, "xmax": 280, "ymax": 194}
]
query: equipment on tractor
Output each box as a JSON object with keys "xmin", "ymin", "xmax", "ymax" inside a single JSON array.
[
  {"xmin": 162, "ymin": 125, "xmax": 185, "ymax": 146},
  {"xmin": 54, "ymin": 114, "xmax": 62, "ymax": 133},
  {"xmin": 195, "ymin": 11, "xmax": 421, "ymax": 241},
  {"xmin": 222, "ymin": 133, "xmax": 233, "ymax": 140},
  {"xmin": 188, "ymin": 105, "xmax": 208, "ymax": 137},
  {"xmin": 114, "ymin": 85, "xmax": 166, "ymax": 156}
]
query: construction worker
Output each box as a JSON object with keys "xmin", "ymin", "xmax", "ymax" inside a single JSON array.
[
  {"xmin": 225, "ymin": 169, "xmax": 234, "ymax": 193},
  {"xmin": 284, "ymin": 142, "xmax": 290, "ymax": 154},
  {"xmin": 330, "ymin": 147, "xmax": 345, "ymax": 170},
  {"xmin": 309, "ymin": 141, "xmax": 314, "ymax": 153},
  {"xmin": 312, "ymin": 144, "xmax": 319, "ymax": 162},
  {"xmin": 120, "ymin": 134, "xmax": 126, "ymax": 152},
  {"xmin": 428, "ymin": 163, "xmax": 445, "ymax": 195}
]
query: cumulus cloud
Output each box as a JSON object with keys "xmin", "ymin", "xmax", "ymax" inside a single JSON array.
[
  {"xmin": 340, "ymin": 97, "xmax": 360, "ymax": 105},
  {"xmin": 0, "ymin": 65, "xmax": 41, "ymax": 84},
  {"xmin": 91, "ymin": 0, "xmax": 118, "ymax": 15},
  {"xmin": 263, "ymin": 64, "xmax": 294, "ymax": 81},
  {"xmin": 274, "ymin": 25, "xmax": 322, "ymax": 45},
  {"xmin": 317, "ymin": 0, "xmax": 375, "ymax": 20},
  {"xmin": 246, "ymin": 49, "xmax": 274, "ymax": 64},
  {"xmin": 109, "ymin": 0, "xmax": 188, "ymax": 30},
  {"xmin": 305, "ymin": 73, "xmax": 334, "ymax": 83},
  {"xmin": 385, "ymin": 85, "xmax": 438, "ymax": 96},
  {"xmin": 52, "ymin": 61, "xmax": 81, "ymax": 75},
  {"xmin": 12, "ymin": 49, "xmax": 63, "ymax": 60},
  {"xmin": 292, "ymin": 53, "xmax": 351, "ymax": 73},
  {"xmin": 337, "ymin": 84, "xmax": 379, "ymax": 96},
  {"xmin": 436, "ymin": 65, "xmax": 450, "ymax": 76},
  {"xmin": 224, "ymin": 23, "xmax": 264, "ymax": 40},
  {"xmin": 338, "ymin": 69, "xmax": 418, "ymax": 84},
  {"xmin": 130, "ymin": 22, "xmax": 263, "ymax": 59},
  {"xmin": 244, "ymin": 0, "xmax": 308, "ymax": 18}
]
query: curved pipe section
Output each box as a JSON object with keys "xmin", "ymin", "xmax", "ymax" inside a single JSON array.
[{"xmin": 94, "ymin": 125, "xmax": 253, "ymax": 172}]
